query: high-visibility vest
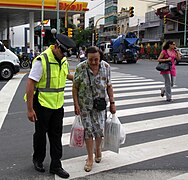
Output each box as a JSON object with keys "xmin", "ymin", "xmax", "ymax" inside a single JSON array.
[{"xmin": 34, "ymin": 46, "xmax": 68, "ymax": 109}]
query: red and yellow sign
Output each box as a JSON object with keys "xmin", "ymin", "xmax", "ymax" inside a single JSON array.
[
  {"xmin": 0, "ymin": 0, "xmax": 88, "ymax": 11},
  {"xmin": 59, "ymin": 1, "xmax": 88, "ymax": 11}
]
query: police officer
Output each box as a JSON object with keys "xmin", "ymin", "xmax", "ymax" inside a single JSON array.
[{"xmin": 25, "ymin": 34, "xmax": 76, "ymax": 179}]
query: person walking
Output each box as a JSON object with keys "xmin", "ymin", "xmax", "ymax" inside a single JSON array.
[
  {"xmin": 78, "ymin": 46, "xmax": 86, "ymax": 62},
  {"xmin": 25, "ymin": 34, "xmax": 76, "ymax": 179},
  {"xmin": 157, "ymin": 40, "xmax": 181, "ymax": 102},
  {"xmin": 29, "ymin": 49, "xmax": 34, "ymax": 69},
  {"xmin": 72, "ymin": 46, "xmax": 116, "ymax": 172}
]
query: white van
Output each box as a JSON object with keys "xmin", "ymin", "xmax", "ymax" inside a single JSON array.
[
  {"xmin": 0, "ymin": 41, "xmax": 20, "ymax": 80},
  {"xmin": 98, "ymin": 42, "xmax": 111, "ymax": 61}
]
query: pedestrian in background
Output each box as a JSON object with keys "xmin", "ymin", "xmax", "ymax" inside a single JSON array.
[
  {"xmin": 29, "ymin": 49, "xmax": 34, "ymax": 69},
  {"xmin": 25, "ymin": 34, "xmax": 75, "ymax": 179},
  {"xmin": 72, "ymin": 46, "xmax": 116, "ymax": 172},
  {"xmin": 157, "ymin": 40, "xmax": 181, "ymax": 102},
  {"xmin": 78, "ymin": 46, "xmax": 87, "ymax": 62}
]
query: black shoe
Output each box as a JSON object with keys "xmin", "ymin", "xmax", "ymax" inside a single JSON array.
[
  {"xmin": 50, "ymin": 167, "xmax": 70, "ymax": 179},
  {"xmin": 166, "ymin": 99, "xmax": 173, "ymax": 103},
  {"xmin": 33, "ymin": 159, "xmax": 45, "ymax": 173},
  {"xmin": 160, "ymin": 88, "xmax": 165, "ymax": 97}
]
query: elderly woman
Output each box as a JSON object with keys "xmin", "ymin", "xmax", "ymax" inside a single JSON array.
[{"xmin": 72, "ymin": 46, "xmax": 116, "ymax": 172}]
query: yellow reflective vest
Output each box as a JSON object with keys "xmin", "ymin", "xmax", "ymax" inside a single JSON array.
[{"xmin": 33, "ymin": 46, "xmax": 69, "ymax": 109}]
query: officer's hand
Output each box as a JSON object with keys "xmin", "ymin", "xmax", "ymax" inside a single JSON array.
[{"xmin": 27, "ymin": 109, "xmax": 38, "ymax": 122}]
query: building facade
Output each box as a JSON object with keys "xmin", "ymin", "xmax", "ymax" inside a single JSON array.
[
  {"xmin": 155, "ymin": 0, "xmax": 188, "ymax": 46},
  {"xmin": 141, "ymin": 11, "xmax": 162, "ymax": 43},
  {"xmin": 117, "ymin": 8, "xmax": 129, "ymax": 35},
  {"xmin": 103, "ymin": 0, "xmax": 118, "ymax": 41}
]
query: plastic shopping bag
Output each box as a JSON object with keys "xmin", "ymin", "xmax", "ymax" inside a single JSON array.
[
  {"xmin": 69, "ymin": 115, "xmax": 85, "ymax": 148},
  {"xmin": 104, "ymin": 113, "xmax": 126, "ymax": 153}
]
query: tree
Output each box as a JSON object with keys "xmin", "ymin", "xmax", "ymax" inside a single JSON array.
[{"xmin": 73, "ymin": 28, "xmax": 92, "ymax": 47}]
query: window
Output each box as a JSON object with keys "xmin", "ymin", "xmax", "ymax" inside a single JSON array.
[{"xmin": 0, "ymin": 44, "xmax": 5, "ymax": 52}]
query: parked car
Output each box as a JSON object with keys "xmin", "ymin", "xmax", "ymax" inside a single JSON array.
[
  {"xmin": 0, "ymin": 41, "xmax": 20, "ymax": 80},
  {"xmin": 176, "ymin": 48, "xmax": 188, "ymax": 64}
]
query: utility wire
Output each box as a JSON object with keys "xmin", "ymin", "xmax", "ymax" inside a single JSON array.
[{"xmin": 90, "ymin": 0, "xmax": 105, "ymax": 11}]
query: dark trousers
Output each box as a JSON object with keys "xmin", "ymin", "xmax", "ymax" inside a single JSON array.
[{"xmin": 33, "ymin": 99, "xmax": 64, "ymax": 169}]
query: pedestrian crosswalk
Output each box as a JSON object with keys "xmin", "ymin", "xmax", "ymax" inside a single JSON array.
[
  {"xmin": 1, "ymin": 72, "xmax": 188, "ymax": 180},
  {"xmin": 58, "ymin": 72, "xmax": 188, "ymax": 180}
]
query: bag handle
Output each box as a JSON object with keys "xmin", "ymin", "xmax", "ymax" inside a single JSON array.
[{"xmin": 86, "ymin": 68, "xmax": 94, "ymax": 98}]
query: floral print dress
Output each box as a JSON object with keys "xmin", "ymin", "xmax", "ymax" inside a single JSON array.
[{"xmin": 73, "ymin": 60, "xmax": 111, "ymax": 139}]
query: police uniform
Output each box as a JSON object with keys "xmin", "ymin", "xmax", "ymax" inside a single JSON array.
[{"xmin": 27, "ymin": 34, "xmax": 75, "ymax": 178}]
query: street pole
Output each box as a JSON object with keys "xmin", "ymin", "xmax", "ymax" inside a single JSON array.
[
  {"xmin": 93, "ymin": 15, "xmax": 111, "ymax": 45},
  {"xmin": 184, "ymin": 0, "xmax": 188, "ymax": 47},
  {"xmin": 92, "ymin": 30, "xmax": 95, "ymax": 46},
  {"xmin": 137, "ymin": 18, "xmax": 140, "ymax": 40},
  {"xmin": 65, "ymin": 0, "xmax": 76, "ymax": 29},
  {"xmin": 41, "ymin": 0, "xmax": 44, "ymax": 52},
  {"xmin": 57, "ymin": 0, "xmax": 60, "ymax": 34}
]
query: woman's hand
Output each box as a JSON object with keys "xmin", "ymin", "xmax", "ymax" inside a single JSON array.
[
  {"xmin": 110, "ymin": 104, "xmax": 116, "ymax": 114},
  {"xmin": 167, "ymin": 57, "xmax": 172, "ymax": 61},
  {"xmin": 74, "ymin": 103, "xmax": 81, "ymax": 115}
]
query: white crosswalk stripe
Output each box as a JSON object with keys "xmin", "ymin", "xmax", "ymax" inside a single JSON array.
[{"xmin": 56, "ymin": 73, "xmax": 188, "ymax": 180}]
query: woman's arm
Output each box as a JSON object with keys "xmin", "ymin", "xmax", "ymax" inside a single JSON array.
[
  {"xmin": 157, "ymin": 51, "xmax": 171, "ymax": 62},
  {"xmin": 107, "ymin": 84, "xmax": 116, "ymax": 114},
  {"xmin": 175, "ymin": 50, "xmax": 181, "ymax": 61},
  {"xmin": 72, "ymin": 83, "xmax": 80, "ymax": 115},
  {"xmin": 67, "ymin": 74, "xmax": 73, "ymax": 81}
]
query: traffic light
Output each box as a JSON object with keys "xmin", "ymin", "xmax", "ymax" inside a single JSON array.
[
  {"xmin": 164, "ymin": 15, "xmax": 167, "ymax": 24},
  {"xmin": 129, "ymin": 6, "xmax": 134, "ymax": 17},
  {"xmin": 41, "ymin": 29, "xmax": 45, "ymax": 37},
  {"xmin": 95, "ymin": 32, "xmax": 99, "ymax": 41},
  {"xmin": 68, "ymin": 28, "xmax": 73, "ymax": 38}
]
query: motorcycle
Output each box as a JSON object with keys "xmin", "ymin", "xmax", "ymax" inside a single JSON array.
[{"xmin": 19, "ymin": 53, "xmax": 30, "ymax": 69}]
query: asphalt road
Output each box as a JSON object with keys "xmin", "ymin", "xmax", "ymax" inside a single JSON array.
[{"xmin": 0, "ymin": 58, "xmax": 188, "ymax": 180}]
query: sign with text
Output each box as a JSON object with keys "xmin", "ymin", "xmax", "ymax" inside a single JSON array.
[{"xmin": 0, "ymin": 0, "xmax": 88, "ymax": 11}]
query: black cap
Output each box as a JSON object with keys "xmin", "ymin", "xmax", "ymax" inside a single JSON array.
[{"xmin": 55, "ymin": 34, "xmax": 76, "ymax": 53}]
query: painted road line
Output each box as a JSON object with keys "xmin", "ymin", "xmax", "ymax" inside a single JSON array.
[
  {"xmin": 64, "ymin": 84, "xmax": 168, "ymax": 94},
  {"xmin": 57, "ymin": 134, "xmax": 188, "ymax": 180},
  {"xmin": 115, "ymin": 101, "xmax": 188, "ymax": 117},
  {"xmin": 113, "ymin": 84, "xmax": 172, "ymax": 92},
  {"xmin": 63, "ymin": 100, "xmax": 188, "ymax": 126},
  {"xmin": 111, "ymin": 74, "xmax": 142, "ymax": 78},
  {"xmin": 0, "ymin": 74, "xmax": 25, "ymax": 129},
  {"xmin": 112, "ymin": 81, "xmax": 164, "ymax": 87},
  {"xmin": 111, "ymin": 79, "xmax": 154, "ymax": 84},
  {"xmin": 64, "ymin": 84, "xmax": 172, "ymax": 93},
  {"xmin": 64, "ymin": 93, "xmax": 188, "ymax": 113},
  {"xmin": 64, "ymin": 88, "xmax": 188, "ymax": 103},
  {"xmin": 62, "ymin": 114, "xmax": 188, "ymax": 145},
  {"xmin": 168, "ymin": 173, "xmax": 188, "ymax": 180},
  {"xmin": 64, "ymin": 77, "xmax": 153, "ymax": 87},
  {"xmin": 64, "ymin": 78, "xmax": 155, "ymax": 88},
  {"xmin": 111, "ymin": 77, "xmax": 146, "ymax": 80}
]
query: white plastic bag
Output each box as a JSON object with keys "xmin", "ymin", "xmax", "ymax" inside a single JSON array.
[
  {"xmin": 69, "ymin": 115, "xmax": 85, "ymax": 148},
  {"xmin": 104, "ymin": 113, "xmax": 126, "ymax": 153}
]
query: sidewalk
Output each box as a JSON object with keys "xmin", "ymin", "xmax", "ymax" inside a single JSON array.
[{"xmin": 72, "ymin": 170, "xmax": 187, "ymax": 180}]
